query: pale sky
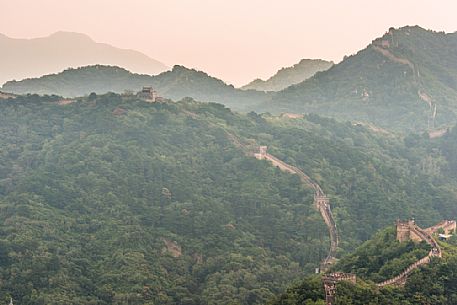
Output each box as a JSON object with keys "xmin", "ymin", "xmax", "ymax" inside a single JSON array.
[{"xmin": 1, "ymin": 0, "xmax": 457, "ymax": 86}]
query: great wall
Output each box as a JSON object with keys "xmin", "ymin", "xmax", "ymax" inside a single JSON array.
[
  {"xmin": 252, "ymin": 145, "xmax": 455, "ymax": 305},
  {"xmin": 213, "ymin": 124, "xmax": 454, "ymax": 304},
  {"xmin": 375, "ymin": 219, "xmax": 445, "ymax": 288},
  {"xmin": 254, "ymin": 146, "xmax": 339, "ymax": 272}
]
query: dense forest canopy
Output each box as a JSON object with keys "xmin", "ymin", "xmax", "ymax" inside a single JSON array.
[
  {"xmin": 1, "ymin": 93, "xmax": 457, "ymax": 304},
  {"xmin": 0, "ymin": 94, "xmax": 327, "ymax": 305}
]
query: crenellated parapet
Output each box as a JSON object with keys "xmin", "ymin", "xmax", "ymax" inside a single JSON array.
[
  {"xmin": 377, "ymin": 219, "xmax": 442, "ymax": 288},
  {"xmin": 425, "ymin": 220, "xmax": 456, "ymax": 235}
]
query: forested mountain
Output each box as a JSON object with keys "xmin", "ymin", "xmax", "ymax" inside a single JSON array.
[
  {"xmin": 1, "ymin": 93, "xmax": 457, "ymax": 304},
  {"xmin": 0, "ymin": 95, "xmax": 321, "ymax": 305},
  {"xmin": 1, "ymin": 65, "xmax": 268, "ymax": 111},
  {"xmin": 5, "ymin": 26, "xmax": 457, "ymax": 133},
  {"xmin": 0, "ymin": 31, "xmax": 167, "ymax": 85},
  {"xmin": 241, "ymin": 59, "xmax": 333, "ymax": 92},
  {"xmin": 270, "ymin": 227, "xmax": 457, "ymax": 305},
  {"xmin": 261, "ymin": 26, "xmax": 457, "ymax": 131}
]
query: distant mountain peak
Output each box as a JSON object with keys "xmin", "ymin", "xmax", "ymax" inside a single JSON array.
[
  {"xmin": 47, "ymin": 31, "xmax": 95, "ymax": 42},
  {"xmin": 171, "ymin": 65, "xmax": 194, "ymax": 72},
  {"xmin": 171, "ymin": 65, "xmax": 209, "ymax": 75},
  {"xmin": 169, "ymin": 65, "xmax": 229, "ymax": 84},
  {"xmin": 298, "ymin": 58, "xmax": 330, "ymax": 64},
  {"xmin": 241, "ymin": 59, "xmax": 333, "ymax": 92},
  {"xmin": 62, "ymin": 65, "xmax": 135, "ymax": 75},
  {"xmin": 0, "ymin": 31, "xmax": 168, "ymax": 85}
]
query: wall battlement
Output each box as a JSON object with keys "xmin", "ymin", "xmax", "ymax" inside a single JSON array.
[{"xmin": 425, "ymin": 220, "xmax": 456, "ymax": 235}]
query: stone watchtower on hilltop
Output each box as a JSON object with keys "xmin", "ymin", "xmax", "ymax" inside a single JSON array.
[
  {"xmin": 254, "ymin": 146, "xmax": 268, "ymax": 160},
  {"xmin": 323, "ymin": 273, "xmax": 356, "ymax": 305},
  {"xmin": 137, "ymin": 86, "xmax": 158, "ymax": 102},
  {"xmin": 396, "ymin": 219, "xmax": 422, "ymax": 242}
]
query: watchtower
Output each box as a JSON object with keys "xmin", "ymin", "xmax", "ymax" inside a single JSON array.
[
  {"xmin": 396, "ymin": 220, "xmax": 411, "ymax": 242},
  {"xmin": 137, "ymin": 86, "xmax": 158, "ymax": 102},
  {"xmin": 255, "ymin": 146, "xmax": 268, "ymax": 160},
  {"xmin": 442, "ymin": 220, "xmax": 456, "ymax": 234},
  {"xmin": 396, "ymin": 219, "xmax": 422, "ymax": 242},
  {"xmin": 323, "ymin": 273, "xmax": 356, "ymax": 305},
  {"xmin": 315, "ymin": 194, "xmax": 329, "ymax": 209},
  {"xmin": 259, "ymin": 146, "xmax": 267, "ymax": 157},
  {"xmin": 425, "ymin": 220, "xmax": 457, "ymax": 235}
]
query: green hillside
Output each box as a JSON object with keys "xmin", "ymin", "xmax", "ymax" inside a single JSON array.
[
  {"xmin": 2, "ymin": 65, "xmax": 152, "ymax": 97},
  {"xmin": 264, "ymin": 26, "xmax": 457, "ymax": 131},
  {"xmin": 1, "ymin": 94, "xmax": 457, "ymax": 304}
]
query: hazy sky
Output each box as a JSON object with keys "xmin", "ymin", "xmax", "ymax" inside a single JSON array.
[{"xmin": 1, "ymin": 0, "xmax": 457, "ymax": 86}]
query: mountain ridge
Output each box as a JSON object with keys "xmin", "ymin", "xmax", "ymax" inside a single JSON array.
[
  {"xmin": 241, "ymin": 59, "xmax": 333, "ymax": 92},
  {"xmin": 1, "ymin": 64, "xmax": 268, "ymax": 111},
  {"xmin": 4, "ymin": 26, "xmax": 457, "ymax": 132},
  {"xmin": 259, "ymin": 26, "xmax": 457, "ymax": 131},
  {"xmin": 0, "ymin": 31, "xmax": 168, "ymax": 85}
]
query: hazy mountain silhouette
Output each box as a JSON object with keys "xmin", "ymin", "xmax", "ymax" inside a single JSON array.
[
  {"xmin": 5, "ymin": 26, "xmax": 457, "ymax": 131},
  {"xmin": 241, "ymin": 59, "xmax": 333, "ymax": 92},
  {"xmin": 2, "ymin": 65, "xmax": 268, "ymax": 111},
  {"xmin": 0, "ymin": 31, "xmax": 168, "ymax": 85}
]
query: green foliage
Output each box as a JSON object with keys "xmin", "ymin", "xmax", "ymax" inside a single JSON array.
[
  {"xmin": 0, "ymin": 94, "xmax": 325, "ymax": 304},
  {"xmin": 440, "ymin": 126, "xmax": 457, "ymax": 177},
  {"xmin": 266, "ymin": 275, "xmax": 325, "ymax": 305},
  {"xmin": 1, "ymin": 93, "xmax": 457, "ymax": 304},
  {"xmin": 245, "ymin": 113, "xmax": 457, "ymax": 246}
]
